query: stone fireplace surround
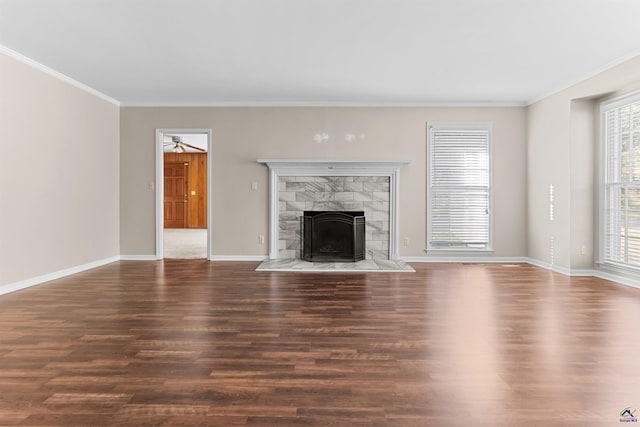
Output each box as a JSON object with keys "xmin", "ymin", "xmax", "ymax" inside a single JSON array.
[{"xmin": 258, "ymin": 160, "xmax": 409, "ymax": 260}]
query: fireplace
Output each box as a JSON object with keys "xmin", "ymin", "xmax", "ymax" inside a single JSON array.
[
  {"xmin": 301, "ymin": 211, "xmax": 365, "ymax": 262},
  {"xmin": 257, "ymin": 160, "xmax": 409, "ymax": 260}
]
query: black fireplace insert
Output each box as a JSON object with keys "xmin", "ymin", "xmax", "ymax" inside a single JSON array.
[{"xmin": 301, "ymin": 211, "xmax": 365, "ymax": 262}]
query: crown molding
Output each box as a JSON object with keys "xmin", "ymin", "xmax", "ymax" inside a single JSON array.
[
  {"xmin": 120, "ymin": 100, "xmax": 527, "ymax": 108},
  {"xmin": 0, "ymin": 44, "xmax": 120, "ymax": 106},
  {"xmin": 6, "ymin": 42, "xmax": 638, "ymax": 110},
  {"xmin": 527, "ymin": 50, "xmax": 640, "ymax": 106}
]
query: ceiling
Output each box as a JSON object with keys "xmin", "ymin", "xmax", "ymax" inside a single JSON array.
[
  {"xmin": 163, "ymin": 133, "xmax": 208, "ymax": 153},
  {"xmin": 1, "ymin": 0, "xmax": 639, "ymax": 106}
]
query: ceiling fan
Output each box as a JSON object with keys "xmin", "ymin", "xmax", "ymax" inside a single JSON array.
[{"xmin": 163, "ymin": 135, "xmax": 206, "ymax": 153}]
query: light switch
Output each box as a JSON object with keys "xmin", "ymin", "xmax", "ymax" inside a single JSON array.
[
  {"xmin": 191, "ymin": 190, "xmax": 196, "ymax": 196},
  {"xmin": 251, "ymin": 181, "xmax": 258, "ymax": 191},
  {"xmin": 148, "ymin": 181, "xmax": 155, "ymax": 190}
]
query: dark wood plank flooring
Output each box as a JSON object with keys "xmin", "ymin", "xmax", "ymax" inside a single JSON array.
[{"xmin": 0, "ymin": 261, "xmax": 639, "ymax": 426}]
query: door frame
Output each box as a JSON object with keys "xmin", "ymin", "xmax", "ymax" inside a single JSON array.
[{"xmin": 155, "ymin": 128, "xmax": 212, "ymax": 260}]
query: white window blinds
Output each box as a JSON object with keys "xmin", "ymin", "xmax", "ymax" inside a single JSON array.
[
  {"xmin": 428, "ymin": 123, "xmax": 491, "ymax": 250},
  {"xmin": 602, "ymin": 93, "xmax": 640, "ymax": 268}
]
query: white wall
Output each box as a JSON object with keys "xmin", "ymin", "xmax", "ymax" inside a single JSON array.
[
  {"xmin": 569, "ymin": 99, "xmax": 595, "ymax": 271},
  {"xmin": 527, "ymin": 55, "xmax": 640, "ymax": 273},
  {"xmin": 527, "ymin": 96, "xmax": 573, "ymax": 268},
  {"xmin": 6, "ymin": 49, "xmax": 637, "ymax": 283},
  {"xmin": 0, "ymin": 52, "xmax": 120, "ymax": 288},
  {"xmin": 120, "ymin": 106, "xmax": 527, "ymax": 259}
]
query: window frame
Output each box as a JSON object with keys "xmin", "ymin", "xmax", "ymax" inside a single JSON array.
[
  {"xmin": 426, "ymin": 121, "xmax": 493, "ymax": 253},
  {"xmin": 599, "ymin": 90, "xmax": 640, "ymax": 273}
]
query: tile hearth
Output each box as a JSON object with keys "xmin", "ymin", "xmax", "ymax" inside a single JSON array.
[{"xmin": 256, "ymin": 258, "xmax": 415, "ymax": 272}]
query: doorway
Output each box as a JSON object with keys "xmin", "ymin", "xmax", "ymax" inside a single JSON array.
[{"xmin": 155, "ymin": 129, "xmax": 212, "ymax": 260}]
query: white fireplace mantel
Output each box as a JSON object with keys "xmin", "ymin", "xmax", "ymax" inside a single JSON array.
[
  {"xmin": 257, "ymin": 159, "xmax": 409, "ymax": 174},
  {"xmin": 257, "ymin": 159, "xmax": 409, "ymax": 260}
]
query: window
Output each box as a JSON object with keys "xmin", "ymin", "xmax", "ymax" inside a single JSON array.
[
  {"xmin": 601, "ymin": 91, "xmax": 640, "ymax": 270},
  {"xmin": 427, "ymin": 122, "xmax": 491, "ymax": 251}
]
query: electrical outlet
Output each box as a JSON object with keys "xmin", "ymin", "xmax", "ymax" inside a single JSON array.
[
  {"xmin": 403, "ymin": 237, "xmax": 410, "ymax": 246},
  {"xmin": 148, "ymin": 181, "xmax": 155, "ymax": 190},
  {"xmin": 258, "ymin": 235, "xmax": 265, "ymax": 245},
  {"xmin": 580, "ymin": 244, "xmax": 587, "ymax": 255}
]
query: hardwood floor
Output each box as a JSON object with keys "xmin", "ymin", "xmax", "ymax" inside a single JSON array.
[{"xmin": 0, "ymin": 261, "xmax": 638, "ymax": 426}]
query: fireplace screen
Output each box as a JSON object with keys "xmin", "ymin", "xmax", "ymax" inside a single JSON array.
[{"xmin": 301, "ymin": 211, "xmax": 365, "ymax": 262}]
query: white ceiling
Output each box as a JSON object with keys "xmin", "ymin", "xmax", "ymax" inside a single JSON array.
[
  {"xmin": 1, "ymin": 0, "xmax": 639, "ymax": 106},
  {"xmin": 163, "ymin": 133, "xmax": 208, "ymax": 152}
]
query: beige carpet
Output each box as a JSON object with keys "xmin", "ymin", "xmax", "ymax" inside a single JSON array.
[{"xmin": 163, "ymin": 229, "xmax": 207, "ymax": 259}]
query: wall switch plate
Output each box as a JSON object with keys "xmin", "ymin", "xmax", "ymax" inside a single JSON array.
[
  {"xmin": 148, "ymin": 181, "xmax": 155, "ymax": 190},
  {"xmin": 258, "ymin": 235, "xmax": 265, "ymax": 244},
  {"xmin": 403, "ymin": 237, "xmax": 410, "ymax": 246},
  {"xmin": 251, "ymin": 181, "xmax": 258, "ymax": 191},
  {"xmin": 191, "ymin": 190, "xmax": 196, "ymax": 196},
  {"xmin": 580, "ymin": 244, "xmax": 587, "ymax": 255}
]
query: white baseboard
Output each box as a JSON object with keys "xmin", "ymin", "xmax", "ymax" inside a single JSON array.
[
  {"xmin": 402, "ymin": 256, "xmax": 529, "ymax": 264},
  {"xmin": 525, "ymin": 257, "xmax": 640, "ymax": 289},
  {"xmin": 3, "ymin": 255, "xmax": 638, "ymax": 298},
  {"xmin": 406, "ymin": 256, "xmax": 640, "ymax": 290},
  {"xmin": 120, "ymin": 255, "xmax": 268, "ymax": 262},
  {"xmin": 525, "ymin": 257, "xmax": 593, "ymax": 276},
  {"xmin": 566, "ymin": 269, "xmax": 596, "ymax": 277},
  {"xmin": 592, "ymin": 270, "xmax": 640, "ymax": 289},
  {"xmin": 209, "ymin": 255, "xmax": 268, "ymax": 262},
  {"xmin": 119, "ymin": 255, "xmax": 158, "ymax": 261},
  {"xmin": 525, "ymin": 257, "xmax": 566, "ymax": 273},
  {"xmin": 0, "ymin": 256, "xmax": 120, "ymax": 296}
]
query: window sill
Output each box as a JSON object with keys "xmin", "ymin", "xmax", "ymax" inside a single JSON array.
[{"xmin": 425, "ymin": 248, "xmax": 494, "ymax": 255}]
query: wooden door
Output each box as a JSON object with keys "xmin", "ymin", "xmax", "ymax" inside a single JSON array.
[
  {"xmin": 164, "ymin": 162, "xmax": 188, "ymax": 228},
  {"xmin": 164, "ymin": 153, "xmax": 207, "ymax": 228}
]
